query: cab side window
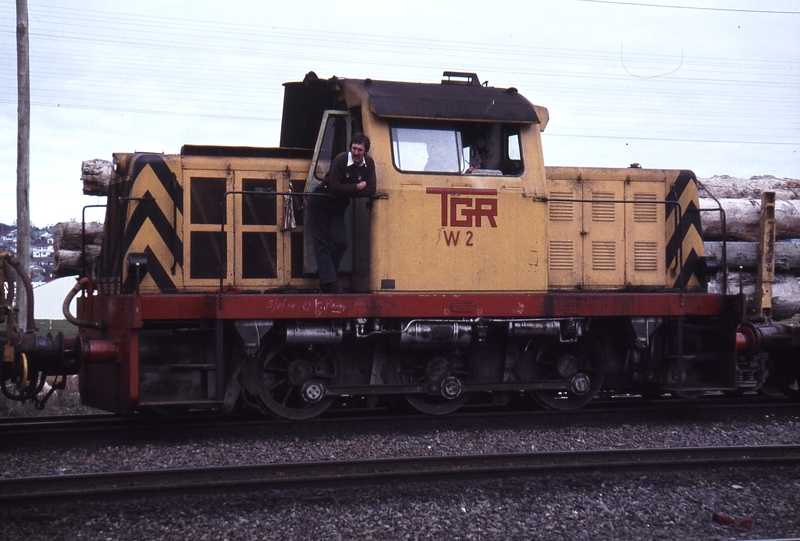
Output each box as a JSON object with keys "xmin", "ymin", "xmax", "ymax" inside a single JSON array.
[
  {"xmin": 390, "ymin": 122, "xmax": 523, "ymax": 176},
  {"xmin": 391, "ymin": 127, "xmax": 463, "ymax": 173}
]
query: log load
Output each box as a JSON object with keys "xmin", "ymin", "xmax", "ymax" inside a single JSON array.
[
  {"xmin": 697, "ymin": 176, "xmax": 800, "ymax": 240},
  {"xmin": 54, "ymin": 245, "xmax": 102, "ymax": 277},
  {"xmin": 708, "ymin": 272, "xmax": 800, "ymax": 321},
  {"xmin": 81, "ymin": 158, "xmax": 112, "ymax": 196},
  {"xmin": 699, "ymin": 199, "xmax": 800, "ymax": 241},
  {"xmin": 696, "ymin": 176, "xmax": 800, "ymax": 319},
  {"xmin": 704, "ymin": 241, "xmax": 800, "ymax": 273},
  {"xmin": 697, "ymin": 175, "xmax": 800, "ymax": 201},
  {"xmin": 53, "ymin": 221, "xmax": 103, "ymax": 277}
]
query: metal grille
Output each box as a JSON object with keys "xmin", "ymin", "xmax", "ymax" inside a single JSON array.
[
  {"xmin": 549, "ymin": 240, "xmax": 574, "ymax": 270},
  {"xmin": 634, "ymin": 192, "xmax": 658, "ymax": 222},
  {"xmin": 634, "ymin": 241, "xmax": 659, "ymax": 271},
  {"xmin": 549, "ymin": 191, "xmax": 574, "ymax": 221},
  {"xmin": 591, "ymin": 191, "xmax": 615, "ymax": 222},
  {"xmin": 592, "ymin": 241, "xmax": 616, "ymax": 270}
]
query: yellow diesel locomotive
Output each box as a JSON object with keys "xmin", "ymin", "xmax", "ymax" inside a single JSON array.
[{"xmin": 3, "ymin": 72, "xmax": 799, "ymax": 418}]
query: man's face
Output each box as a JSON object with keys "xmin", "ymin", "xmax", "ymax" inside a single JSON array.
[{"xmin": 351, "ymin": 143, "xmax": 366, "ymax": 164}]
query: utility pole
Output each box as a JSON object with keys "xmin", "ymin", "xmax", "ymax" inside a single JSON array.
[{"xmin": 17, "ymin": 0, "xmax": 30, "ymax": 331}]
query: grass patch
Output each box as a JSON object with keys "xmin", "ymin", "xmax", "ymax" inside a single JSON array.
[
  {"xmin": 1, "ymin": 375, "xmax": 105, "ymax": 417},
  {"xmin": 32, "ymin": 319, "xmax": 79, "ymax": 335}
]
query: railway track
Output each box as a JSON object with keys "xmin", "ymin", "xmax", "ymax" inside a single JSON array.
[
  {"xmin": 0, "ymin": 394, "xmax": 795, "ymax": 439},
  {"xmin": 2, "ymin": 444, "xmax": 799, "ymax": 502}
]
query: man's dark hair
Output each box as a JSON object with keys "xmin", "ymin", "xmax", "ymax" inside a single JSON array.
[{"xmin": 350, "ymin": 132, "xmax": 370, "ymax": 152}]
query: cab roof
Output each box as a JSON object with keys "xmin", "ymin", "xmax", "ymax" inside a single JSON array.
[
  {"xmin": 280, "ymin": 71, "xmax": 548, "ymax": 149},
  {"xmin": 342, "ymin": 76, "xmax": 543, "ymax": 124}
]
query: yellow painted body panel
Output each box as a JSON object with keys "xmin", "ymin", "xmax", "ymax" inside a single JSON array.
[
  {"xmin": 122, "ymin": 154, "xmax": 317, "ymax": 293},
  {"xmin": 625, "ymin": 181, "xmax": 667, "ymax": 286},
  {"xmin": 546, "ymin": 167, "xmax": 699, "ymax": 290},
  {"xmin": 365, "ymin": 118, "xmax": 549, "ymax": 293},
  {"xmin": 117, "ymin": 81, "xmax": 703, "ymax": 296},
  {"xmin": 121, "ymin": 154, "xmax": 185, "ymax": 293},
  {"xmin": 180, "ymin": 157, "xmax": 316, "ymax": 291},
  {"xmin": 369, "ymin": 186, "xmax": 547, "ymax": 292}
]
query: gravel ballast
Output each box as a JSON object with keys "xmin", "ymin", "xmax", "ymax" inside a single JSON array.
[
  {"xmin": 1, "ymin": 466, "xmax": 799, "ymax": 540},
  {"xmin": 2, "ymin": 405, "xmax": 799, "ymax": 540},
  {"xmin": 3, "ymin": 407, "xmax": 800, "ymax": 478}
]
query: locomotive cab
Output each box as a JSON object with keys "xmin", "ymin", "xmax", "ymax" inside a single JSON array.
[{"xmin": 300, "ymin": 74, "xmax": 552, "ymax": 294}]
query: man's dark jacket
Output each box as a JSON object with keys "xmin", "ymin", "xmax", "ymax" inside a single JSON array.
[{"xmin": 318, "ymin": 152, "xmax": 377, "ymax": 213}]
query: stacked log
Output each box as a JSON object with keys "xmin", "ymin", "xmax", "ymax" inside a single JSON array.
[
  {"xmin": 81, "ymin": 158, "xmax": 112, "ymax": 196},
  {"xmin": 697, "ymin": 175, "xmax": 800, "ymax": 201},
  {"xmin": 708, "ymin": 272, "xmax": 800, "ymax": 321},
  {"xmin": 53, "ymin": 221, "xmax": 103, "ymax": 277},
  {"xmin": 698, "ymin": 175, "xmax": 800, "ymax": 320},
  {"xmin": 704, "ymin": 242, "xmax": 800, "ymax": 274},
  {"xmin": 699, "ymin": 198, "xmax": 800, "ymax": 241}
]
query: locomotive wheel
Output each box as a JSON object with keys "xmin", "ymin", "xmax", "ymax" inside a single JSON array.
[
  {"xmin": 670, "ymin": 390, "xmax": 705, "ymax": 399},
  {"xmin": 526, "ymin": 337, "xmax": 605, "ymax": 411},
  {"xmin": 248, "ymin": 343, "xmax": 342, "ymax": 420},
  {"xmin": 138, "ymin": 405, "xmax": 191, "ymax": 416},
  {"xmin": 768, "ymin": 352, "xmax": 800, "ymax": 402},
  {"xmin": 757, "ymin": 383, "xmax": 784, "ymax": 398},
  {"xmin": 775, "ymin": 378, "xmax": 800, "ymax": 402},
  {"xmin": 390, "ymin": 351, "xmax": 471, "ymax": 415},
  {"xmin": 758, "ymin": 370, "xmax": 785, "ymax": 397}
]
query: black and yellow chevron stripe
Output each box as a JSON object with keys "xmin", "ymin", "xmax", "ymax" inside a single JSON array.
[
  {"xmin": 665, "ymin": 170, "xmax": 704, "ymax": 289},
  {"xmin": 121, "ymin": 154, "xmax": 183, "ymax": 293}
]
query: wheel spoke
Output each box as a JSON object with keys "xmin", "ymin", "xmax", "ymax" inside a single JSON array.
[
  {"xmin": 279, "ymin": 386, "xmax": 293, "ymax": 406},
  {"xmin": 252, "ymin": 344, "xmax": 342, "ymax": 420},
  {"xmin": 267, "ymin": 378, "xmax": 289, "ymax": 394},
  {"xmin": 534, "ymin": 367, "xmax": 559, "ymax": 380}
]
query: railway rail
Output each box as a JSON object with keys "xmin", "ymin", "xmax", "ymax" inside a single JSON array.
[
  {"xmin": 0, "ymin": 394, "xmax": 794, "ymax": 439},
  {"xmin": 2, "ymin": 445, "xmax": 799, "ymax": 502}
]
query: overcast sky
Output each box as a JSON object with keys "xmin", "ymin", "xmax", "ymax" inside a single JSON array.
[{"xmin": 1, "ymin": 0, "xmax": 798, "ymax": 226}]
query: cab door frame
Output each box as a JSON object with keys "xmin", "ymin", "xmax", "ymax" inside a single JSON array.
[{"xmin": 303, "ymin": 110, "xmax": 353, "ymax": 275}]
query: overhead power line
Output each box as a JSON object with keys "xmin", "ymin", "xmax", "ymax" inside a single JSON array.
[
  {"xmin": 573, "ymin": 0, "xmax": 800, "ymax": 14},
  {"xmin": 548, "ymin": 133, "xmax": 800, "ymax": 146}
]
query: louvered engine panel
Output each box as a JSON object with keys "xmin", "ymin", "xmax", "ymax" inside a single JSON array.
[
  {"xmin": 582, "ymin": 183, "xmax": 624, "ymax": 287},
  {"xmin": 626, "ymin": 182, "xmax": 665, "ymax": 286},
  {"xmin": 547, "ymin": 182, "xmax": 582, "ymax": 287}
]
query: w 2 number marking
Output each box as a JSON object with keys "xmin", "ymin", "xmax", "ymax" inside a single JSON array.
[
  {"xmin": 427, "ymin": 187, "xmax": 498, "ymax": 249},
  {"xmin": 443, "ymin": 230, "xmax": 473, "ymax": 247}
]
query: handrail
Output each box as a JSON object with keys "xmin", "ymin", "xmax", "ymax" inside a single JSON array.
[{"xmin": 81, "ymin": 204, "xmax": 107, "ymax": 278}]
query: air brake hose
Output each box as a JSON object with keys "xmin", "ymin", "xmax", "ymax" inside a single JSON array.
[{"xmin": 62, "ymin": 277, "xmax": 104, "ymax": 329}]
